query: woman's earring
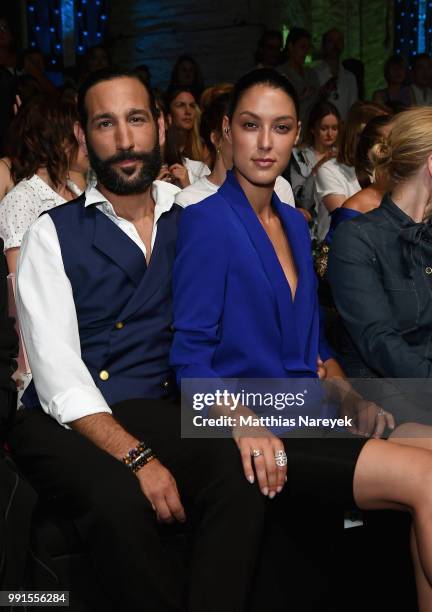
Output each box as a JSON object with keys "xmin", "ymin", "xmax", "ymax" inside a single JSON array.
[{"xmin": 224, "ymin": 128, "xmax": 229, "ymax": 134}]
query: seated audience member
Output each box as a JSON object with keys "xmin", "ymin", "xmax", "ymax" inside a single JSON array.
[
  {"xmin": 289, "ymin": 100, "xmax": 340, "ymax": 241},
  {"xmin": 21, "ymin": 49, "xmax": 58, "ymax": 98},
  {"xmin": 164, "ymin": 88, "xmax": 209, "ymax": 187},
  {"xmin": 409, "ymin": 53, "xmax": 432, "ymax": 106},
  {"xmin": 78, "ymin": 44, "xmax": 110, "ymax": 85},
  {"xmin": 200, "ymin": 83, "xmax": 233, "ymax": 110},
  {"xmin": 328, "ymin": 108, "xmax": 432, "ymax": 379},
  {"xmin": 315, "ymin": 114, "xmax": 393, "ymax": 375},
  {"xmin": 312, "ymin": 29, "xmax": 358, "ymax": 120},
  {"xmin": 372, "ymin": 54, "xmax": 411, "ymax": 109},
  {"xmin": 280, "ymin": 27, "xmax": 320, "ymax": 123},
  {"xmin": 0, "ymin": 97, "xmax": 87, "ymax": 272},
  {"xmin": 171, "ymin": 69, "xmax": 432, "ymax": 612},
  {"xmin": 168, "ymin": 55, "xmax": 204, "ymax": 102},
  {"xmin": 342, "ymin": 58, "xmax": 365, "ymax": 101},
  {"xmin": 314, "ymin": 102, "xmax": 388, "ymax": 236},
  {"xmin": 8, "ymin": 68, "xmax": 265, "ymax": 612},
  {"xmin": 323, "ymin": 112, "xmax": 394, "ymax": 249},
  {"xmin": 0, "ymin": 156, "xmax": 13, "ymax": 200},
  {"xmin": 254, "ymin": 30, "xmax": 283, "ymax": 69},
  {"xmin": 175, "ymin": 91, "xmax": 295, "ymax": 208}
]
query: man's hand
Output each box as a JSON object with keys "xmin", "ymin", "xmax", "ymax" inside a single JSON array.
[
  {"xmin": 136, "ymin": 459, "xmax": 186, "ymax": 524},
  {"xmin": 233, "ymin": 426, "xmax": 287, "ymax": 498},
  {"xmin": 71, "ymin": 413, "xmax": 186, "ymax": 523}
]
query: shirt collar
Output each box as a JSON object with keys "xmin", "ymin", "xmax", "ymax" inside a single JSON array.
[{"xmin": 84, "ymin": 180, "xmax": 181, "ymax": 221}]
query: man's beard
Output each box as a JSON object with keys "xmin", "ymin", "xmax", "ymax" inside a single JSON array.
[{"xmin": 87, "ymin": 139, "xmax": 162, "ymax": 195}]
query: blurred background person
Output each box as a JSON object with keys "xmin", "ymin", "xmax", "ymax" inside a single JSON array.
[
  {"xmin": 289, "ymin": 100, "xmax": 340, "ymax": 240},
  {"xmin": 164, "ymin": 87, "xmax": 209, "ymax": 188},
  {"xmin": 0, "ymin": 97, "xmax": 88, "ymax": 273},
  {"xmin": 168, "ymin": 54, "xmax": 204, "ymax": 101},
  {"xmin": 312, "ymin": 28, "xmax": 358, "ymax": 120},
  {"xmin": 280, "ymin": 27, "xmax": 319, "ymax": 123},
  {"xmin": 254, "ymin": 29, "xmax": 283, "ymax": 69},
  {"xmin": 409, "ymin": 53, "xmax": 432, "ymax": 106},
  {"xmin": 372, "ymin": 54, "xmax": 411, "ymax": 109},
  {"xmin": 314, "ymin": 101, "xmax": 388, "ymax": 240}
]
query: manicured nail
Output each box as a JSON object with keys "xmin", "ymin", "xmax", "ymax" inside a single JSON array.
[
  {"xmin": 277, "ymin": 486, "xmax": 282, "ymax": 493},
  {"xmin": 247, "ymin": 474, "xmax": 254, "ymax": 484},
  {"xmin": 262, "ymin": 487, "xmax": 269, "ymax": 496},
  {"xmin": 285, "ymin": 476, "xmax": 287, "ymax": 482},
  {"xmin": 269, "ymin": 491, "xmax": 276, "ymax": 499}
]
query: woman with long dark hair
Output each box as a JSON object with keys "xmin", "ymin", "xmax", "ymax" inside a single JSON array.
[{"xmin": 164, "ymin": 88, "xmax": 209, "ymax": 188}]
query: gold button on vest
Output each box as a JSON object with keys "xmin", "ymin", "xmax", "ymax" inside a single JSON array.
[
  {"xmin": 115, "ymin": 321, "xmax": 124, "ymax": 329},
  {"xmin": 99, "ymin": 370, "xmax": 109, "ymax": 381}
]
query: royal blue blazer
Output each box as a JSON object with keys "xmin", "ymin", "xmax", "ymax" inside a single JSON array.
[{"xmin": 170, "ymin": 171, "xmax": 331, "ymax": 386}]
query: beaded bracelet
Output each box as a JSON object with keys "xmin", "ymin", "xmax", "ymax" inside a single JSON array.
[{"xmin": 122, "ymin": 442, "xmax": 156, "ymax": 473}]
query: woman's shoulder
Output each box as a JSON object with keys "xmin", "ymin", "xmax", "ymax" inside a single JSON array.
[{"xmin": 175, "ymin": 177, "xmax": 218, "ymax": 207}]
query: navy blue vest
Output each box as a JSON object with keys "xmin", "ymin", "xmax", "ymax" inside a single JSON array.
[{"xmin": 22, "ymin": 194, "xmax": 181, "ymax": 408}]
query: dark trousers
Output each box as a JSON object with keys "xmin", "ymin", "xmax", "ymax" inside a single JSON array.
[{"xmin": 8, "ymin": 399, "xmax": 266, "ymax": 612}]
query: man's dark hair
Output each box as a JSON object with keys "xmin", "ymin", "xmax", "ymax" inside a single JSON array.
[
  {"xmin": 227, "ymin": 68, "xmax": 299, "ymax": 121},
  {"xmin": 77, "ymin": 67, "xmax": 159, "ymax": 129}
]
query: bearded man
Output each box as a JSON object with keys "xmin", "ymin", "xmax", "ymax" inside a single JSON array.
[{"xmin": 7, "ymin": 69, "xmax": 265, "ymax": 612}]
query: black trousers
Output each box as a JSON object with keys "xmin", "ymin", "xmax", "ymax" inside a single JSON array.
[{"xmin": 8, "ymin": 399, "xmax": 267, "ymax": 612}]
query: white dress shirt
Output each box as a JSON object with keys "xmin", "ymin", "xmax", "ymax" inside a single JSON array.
[
  {"xmin": 312, "ymin": 61, "xmax": 358, "ymax": 120},
  {"xmin": 175, "ymin": 175, "xmax": 295, "ymax": 207},
  {"xmin": 0, "ymin": 174, "xmax": 81, "ymax": 250},
  {"xmin": 16, "ymin": 180, "xmax": 180, "ymax": 427}
]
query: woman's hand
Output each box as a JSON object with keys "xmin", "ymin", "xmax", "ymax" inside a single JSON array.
[
  {"xmin": 233, "ymin": 427, "xmax": 287, "ymax": 498},
  {"xmin": 169, "ymin": 163, "xmax": 190, "ymax": 188},
  {"xmin": 317, "ymin": 357, "xmax": 327, "ymax": 379},
  {"xmin": 312, "ymin": 150, "xmax": 336, "ymax": 176},
  {"xmin": 156, "ymin": 164, "xmax": 173, "ymax": 183},
  {"xmin": 341, "ymin": 394, "xmax": 395, "ymax": 439}
]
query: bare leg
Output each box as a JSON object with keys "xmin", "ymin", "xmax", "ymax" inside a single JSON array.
[
  {"xmin": 353, "ymin": 438, "xmax": 432, "ymax": 612},
  {"xmin": 386, "ymin": 424, "xmax": 432, "ymax": 610}
]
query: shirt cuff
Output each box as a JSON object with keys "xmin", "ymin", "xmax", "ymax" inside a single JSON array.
[
  {"xmin": 45, "ymin": 384, "xmax": 112, "ymax": 427},
  {"xmin": 3, "ymin": 233, "xmax": 24, "ymax": 250}
]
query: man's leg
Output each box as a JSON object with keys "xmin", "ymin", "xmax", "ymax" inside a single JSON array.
[
  {"xmin": 113, "ymin": 400, "xmax": 268, "ymax": 612},
  {"xmin": 8, "ymin": 408, "xmax": 184, "ymax": 611}
]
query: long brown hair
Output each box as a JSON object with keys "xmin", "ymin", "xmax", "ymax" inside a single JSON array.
[
  {"xmin": 5, "ymin": 95, "xmax": 79, "ymax": 187},
  {"xmin": 337, "ymin": 101, "xmax": 389, "ymax": 167}
]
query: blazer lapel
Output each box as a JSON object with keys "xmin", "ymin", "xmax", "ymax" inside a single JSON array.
[
  {"xmin": 219, "ymin": 173, "xmax": 306, "ymax": 369},
  {"xmin": 118, "ymin": 209, "xmax": 178, "ymax": 321},
  {"xmin": 92, "ymin": 207, "xmax": 147, "ymax": 287}
]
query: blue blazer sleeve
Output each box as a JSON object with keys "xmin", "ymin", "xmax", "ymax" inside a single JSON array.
[{"xmin": 170, "ymin": 200, "xmax": 229, "ymax": 385}]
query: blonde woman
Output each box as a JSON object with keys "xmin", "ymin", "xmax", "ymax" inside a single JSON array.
[{"xmin": 329, "ymin": 107, "xmax": 432, "ymax": 383}]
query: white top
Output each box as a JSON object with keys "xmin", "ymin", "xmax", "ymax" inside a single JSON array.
[
  {"xmin": 410, "ymin": 84, "xmax": 432, "ymax": 106},
  {"xmin": 312, "ymin": 62, "xmax": 358, "ymax": 120},
  {"xmin": 16, "ymin": 180, "xmax": 180, "ymax": 427},
  {"xmin": 315, "ymin": 158, "xmax": 360, "ymax": 201},
  {"xmin": 314, "ymin": 159, "xmax": 360, "ymax": 242},
  {"xmin": 183, "ymin": 158, "xmax": 211, "ymax": 184},
  {"xmin": 175, "ymin": 175, "xmax": 295, "ymax": 207},
  {"xmin": 0, "ymin": 175, "xmax": 82, "ymax": 250}
]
